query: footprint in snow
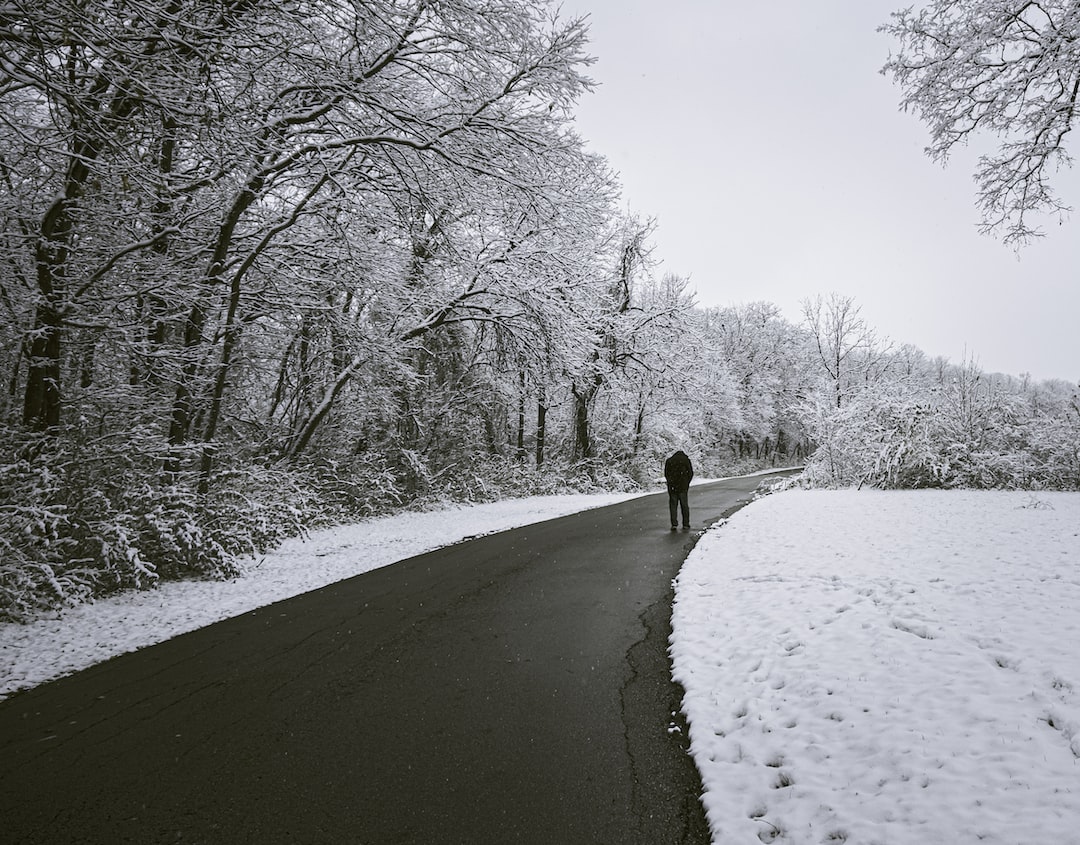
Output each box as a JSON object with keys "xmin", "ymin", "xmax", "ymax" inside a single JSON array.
[{"xmin": 890, "ymin": 618, "xmax": 935, "ymax": 640}]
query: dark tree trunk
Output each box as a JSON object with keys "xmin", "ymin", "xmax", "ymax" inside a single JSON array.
[
  {"xmin": 163, "ymin": 298, "xmax": 207, "ymax": 477},
  {"xmin": 22, "ymin": 302, "xmax": 62, "ymax": 431},
  {"xmin": 165, "ymin": 174, "xmax": 263, "ymax": 479},
  {"xmin": 132, "ymin": 116, "xmax": 178, "ymax": 388},
  {"xmin": 8, "ymin": 340, "xmax": 22, "ymax": 399},
  {"xmin": 632, "ymin": 401, "xmax": 645, "ymax": 456},
  {"xmin": 535, "ymin": 397, "xmax": 547, "ymax": 468},
  {"xmin": 516, "ymin": 371, "xmax": 526, "ymax": 460},
  {"xmin": 78, "ymin": 336, "xmax": 95, "ymax": 389},
  {"xmin": 23, "ymin": 149, "xmax": 90, "ymax": 431},
  {"xmin": 22, "ymin": 64, "xmax": 138, "ymax": 431},
  {"xmin": 572, "ymin": 384, "xmax": 592, "ymax": 461}
]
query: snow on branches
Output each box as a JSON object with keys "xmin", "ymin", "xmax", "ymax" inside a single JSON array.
[{"xmin": 881, "ymin": 0, "xmax": 1080, "ymax": 243}]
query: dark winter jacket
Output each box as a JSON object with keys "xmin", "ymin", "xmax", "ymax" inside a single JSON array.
[{"xmin": 664, "ymin": 451, "xmax": 694, "ymax": 492}]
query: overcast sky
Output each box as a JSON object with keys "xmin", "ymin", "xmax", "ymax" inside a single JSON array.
[{"xmin": 557, "ymin": 0, "xmax": 1079, "ymax": 384}]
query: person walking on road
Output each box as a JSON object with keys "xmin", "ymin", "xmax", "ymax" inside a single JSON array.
[{"xmin": 664, "ymin": 450, "xmax": 694, "ymax": 530}]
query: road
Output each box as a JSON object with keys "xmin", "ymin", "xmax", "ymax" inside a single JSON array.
[{"xmin": 0, "ymin": 472, "xmax": 790, "ymax": 844}]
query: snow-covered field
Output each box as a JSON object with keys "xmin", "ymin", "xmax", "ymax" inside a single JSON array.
[
  {"xmin": 673, "ymin": 489, "xmax": 1080, "ymax": 845},
  {"xmin": 0, "ymin": 491, "xmax": 645, "ymax": 700}
]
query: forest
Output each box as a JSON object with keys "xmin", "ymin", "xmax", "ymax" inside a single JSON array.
[{"xmin": 2, "ymin": 0, "xmax": 1078, "ymax": 621}]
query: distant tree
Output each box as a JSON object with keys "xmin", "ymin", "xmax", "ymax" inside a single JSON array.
[
  {"xmin": 801, "ymin": 293, "xmax": 890, "ymax": 409},
  {"xmin": 881, "ymin": 0, "xmax": 1080, "ymax": 244},
  {"xmin": 701, "ymin": 301, "xmax": 810, "ymax": 463}
]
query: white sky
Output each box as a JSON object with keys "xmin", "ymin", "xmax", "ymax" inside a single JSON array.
[{"xmin": 557, "ymin": 0, "xmax": 1080, "ymax": 383}]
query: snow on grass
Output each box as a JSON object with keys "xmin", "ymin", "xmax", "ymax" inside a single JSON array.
[
  {"xmin": 672, "ymin": 489, "xmax": 1080, "ymax": 845},
  {"xmin": 0, "ymin": 491, "xmax": 643, "ymax": 701}
]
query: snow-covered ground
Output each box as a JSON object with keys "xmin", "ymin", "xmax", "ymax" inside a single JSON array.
[
  {"xmin": 6, "ymin": 482, "xmax": 1078, "ymax": 844},
  {"xmin": 672, "ymin": 489, "xmax": 1080, "ymax": 845},
  {"xmin": 0, "ymin": 491, "xmax": 646, "ymax": 700}
]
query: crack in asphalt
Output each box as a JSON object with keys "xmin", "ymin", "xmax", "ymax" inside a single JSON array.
[
  {"xmin": 619, "ymin": 601, "xmax": 649, "ymax": 842},
  {"xmin": 613, "ymin": 492, "xmax": 765, "ymax": 844},
  {"xmin": 619, "ymin": 546, "xmax": 711, "ymax": 844}
]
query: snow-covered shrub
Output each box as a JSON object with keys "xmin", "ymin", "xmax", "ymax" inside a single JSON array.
[
  {"xmin": 801, "ymin": 363, "xmax": 1080, "ymax": 492},
  {"xmin": 798, "ymin": 391, "xmax": 890, "ymax": 487},
  {"xmin": 868, "ymin": 403, "xmax": 947, "ymax": 488},
  {"xmin": 422, "ymin": 453, "xmax": 638, "ymax": 503},
  {"xmin": 66, "ymin": 486, "xmax": 163, "ymax": 591},
  {"xmin": 123, "ymin": 482, "xmax": 237, "ymax": 582},
  {"xmin": 0, "ymin": 433, "xmax": 95, "ymax": 621},
  {"xmin": 53, "ymin": 429, "xmax": 248, "ymax": 587},
  {"xmin": 568, "ymin": 459, "xmax": 640, "ymax": 493},
  {"xmin": 0, "ymin": 429, "xmax": 163, "ymax": 621},
  {"xmin": 201, "ymin": 465, "xmax": 311, "ymax": 557},
  {"xmin": 1023, "ymin": 413, "xmax": 1080, "ymax": 490},
  {"xmin": 302, "ymin": 453, "xmax": 404, "ymax": 523},
  {"xmin": 0, "ymin": 425, "xmax": 321, "ymax": 621}
]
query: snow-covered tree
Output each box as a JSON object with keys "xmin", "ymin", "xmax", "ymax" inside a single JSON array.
[
  {"xmin": 702, "ymin": 301, "xmax": 811, "ymax": 464},
  {"xmin": 0, "ymin": 0, "xmax": 627, "ymax": 617},
  {"xmin": 881, "ymin": 0, "xmax": 1080, "ymax": 244},
  {"xmin": 802, "ymin": 293, "xmax": 891, "ymax": 410}
]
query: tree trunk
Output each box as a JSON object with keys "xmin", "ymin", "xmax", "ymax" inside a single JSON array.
[
  {"xmin": 572, "ymin": 384, "xmax": 592, "ymax": 461},
  {"xmin": 22, "ymin": 302, "xmax": 62, "ymax": 431},
  {"xmin": 20, "ymin": 57, "xmax": 139, "ymax": 431},
  {"xmin": 23, "ymin": 148, "xmax": 92, "ymax": 431},
  {"xmin": 535, "ymin": 396, "xmax": 547, "ymax": 467},
  {"xmin": 7, "ymin": 340, "xmax": 22, "ymax": 400},
  {"xmin": 165, "ymin": 174, "xmax": 264, "ymax": 478},
  {"xmin": 78, "ymin": 335, "xmax": 95, "ymax": 389},
  {"xmin": 286, "ymin": 352, "xmax": 367, "ymax": 463},
  {"xmin": 632, "ymin": 400, "xmax": 645, "ymax": 456},
  {"xmin": 197, "ymin": 274, "xmax": 244, "ymax": 492},
  {"xmin": 132, "ymin": 115, "xmax": 178, "ymax": 388},
  {"xmin": 516, "ymin": 371, "xmax": 526, "ymax": 460}
]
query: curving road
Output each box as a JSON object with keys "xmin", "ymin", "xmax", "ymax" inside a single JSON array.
[{"xmin": 0, "ymin": 472, "xmax": 792, "ymax": 844}]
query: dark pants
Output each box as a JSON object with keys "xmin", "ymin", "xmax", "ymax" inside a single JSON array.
[{"xmin": 668, "ymin": 486, "xmax": 689, "ymax": 527}]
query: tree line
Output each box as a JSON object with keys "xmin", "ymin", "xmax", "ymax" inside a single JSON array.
[{"xmin": 1, "ymin": 0, "xmax": 1078, "ymax": 620}]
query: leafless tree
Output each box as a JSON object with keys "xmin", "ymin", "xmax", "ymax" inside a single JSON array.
[{"xmin": 802, "ymin": 293, "xmax": 891, "ymax": 409}]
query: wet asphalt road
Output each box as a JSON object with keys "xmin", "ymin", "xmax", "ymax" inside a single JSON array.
[{"xmin": 0, "ymin": 473, "xmax": 790, "ymax": 844}]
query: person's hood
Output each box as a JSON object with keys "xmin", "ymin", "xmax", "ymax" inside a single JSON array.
[{"xmin": 673, "ymin": 450, "xmax": 688, "ymax": 459}]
